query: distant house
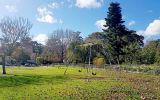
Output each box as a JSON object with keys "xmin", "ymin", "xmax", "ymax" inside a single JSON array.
[{"xmin": 24, "ymin": 60, "xmax": 37, "ymax": 66}]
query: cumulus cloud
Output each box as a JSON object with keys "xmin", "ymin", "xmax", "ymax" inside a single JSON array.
[
  {"xmin": 95, "ymin": 19, "xmax": 107, "ymax": 30},
  {"xmin": 37, "ymin": 7, "xmax": 57, "ymax": 24},
  {"xmin": 5, "ymin": 5, "xmax": 17, "ymax": 12},
  {"xmin": 128, "ymin": 20, "xmax": 136, "ymax": 27},
  {"xmin": 144, "ymin": 19, "xmax": 160, "ymax": 36},
  {"xmin": 33, "ymin": 34, "xmax": 48, "ymax": 45},
  {"xmin": 76, "ymin": 0, "xmax": 103, "ymax": 8},
  {"xmin": 137, "ymin": 18, "xmax": 160, "ymax": 40}
]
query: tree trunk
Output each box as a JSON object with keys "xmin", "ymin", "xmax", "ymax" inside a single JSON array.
[
  {"xmin": 61, "ymin": 46, "xmax": 64, "ymax": 63},
  {"xmin": 2, "ymin": 55, "xmax": 6, "ymax": 74},
  {"xmin": 102, "ymin": 49, "xmax": 112, "ymax": 66},
  {"xmin": 116, "ymin": 56, "xmax": 120, "ymax": 65}
]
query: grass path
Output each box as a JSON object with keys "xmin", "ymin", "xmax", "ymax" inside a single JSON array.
[{"xmin": 0, "ymin": 66, "xmax": 159, "ymax": 100}]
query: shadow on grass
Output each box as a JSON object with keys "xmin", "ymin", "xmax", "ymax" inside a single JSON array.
[{"xmin": 0, "ymin": 75, "xmax": 69, "ymax": 87}]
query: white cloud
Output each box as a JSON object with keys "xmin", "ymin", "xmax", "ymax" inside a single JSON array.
[
  {"xmin": 137, "ymin": 30, "xmax": 145, "ymax": 35},
  {"xmin": 95, "ymin": 19, "xmax": 106, "ymax": 30},
  {"xmin": 144, "ymin": 19, "xmax": 160, "ymax": 36},
  {"xmin": 128, "ymin": 20, "xmax": 136, "ymax": 27},
  {"xmin": 5, "ymin": 5, "xmax": 17, "ymax": 12},
  {"xmin": 37, "ymin": 7, "xmax": 57, "ymax": 24},
  {"xmin": 76, "ymin": 0, "xmax": 103, "ymax": 8},
  {"xmin": 48, "ymin": 2, "xmax": 59, "ymax": 9},
  {"xmin": 137, "ymin": 19, "xmax": 160, "ymax": 37},
  {"xmin": 67, "ymin": 0, "xmax": 74, "ymax": 8},
  {"xmin": 33, "ymin": 34, "xmax": 48, "ymax": 45}
]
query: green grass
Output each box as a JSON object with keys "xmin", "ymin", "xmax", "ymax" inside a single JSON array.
[{"xmin": 0, "ymin": 66, "xmax": 159, "ymax": 100}]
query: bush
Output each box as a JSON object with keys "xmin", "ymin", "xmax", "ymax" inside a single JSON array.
[
  {"xmin": 132, "ymin": 68, "xmax": 137, "ymax": 72},
  {"xmin": 143, "ymin": 67, "xmax": 152, "ymax": 72},
  {"xmin": 155, "ymin": 69, "xmax": 160, "ymax": 75},
  {"xmin": 36, "ymin": 57, "xmax": 44, "ymax": 65},
  {"xmin": 93, "ymin": 57, "xmax": 105, "ymax": 68},
  {"xmin": 138, "ymin": 68, "xmax": 143, "ymax": 72}
]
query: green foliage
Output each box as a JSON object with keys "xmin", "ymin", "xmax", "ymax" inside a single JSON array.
[
  {"xmin": 103, "ymin": 2, "xmax": 126, "ymax": 62},
  {"xmin": 140, "ymin": 40, "xmax": 160, "ymax": 64},
  {"xmin": 32, "ymin": 41, "xmax": 43, "ymax": 55},
  {"xmin": 104, "ymin": 2, "xmax": 124, "ymax": 29},
  {"xmin": 67, "ymin": 42, "xmax": 87, "ymax": 63},
  {"xmin": 12, "ymin": 47, "xmax": 30, "ymax": 65},
  {"xmin": 103, "ymin": 2, "xmax": 144, "ymax": 64},
  {"xmin": 83, "ymin": 32, "xmax": 108, "ymax": 64},
  {"xmin": 36, "ymin": 57, "xmax": 44, "ymax": 65},
  {"xmin": 155, "ymin": 68, "xmax": 160, "ymax": 75}
]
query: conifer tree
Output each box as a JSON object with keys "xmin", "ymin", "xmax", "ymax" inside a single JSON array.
[{"xmin": 103, "ymin": 2, "xmax": 144, "ymax": 64}]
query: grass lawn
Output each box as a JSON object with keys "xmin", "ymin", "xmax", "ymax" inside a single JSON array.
[{"xmin": 0, "ymin": 66, "xmax": 159, "ymax": 100}]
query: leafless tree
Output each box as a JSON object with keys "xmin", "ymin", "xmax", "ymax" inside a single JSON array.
[
  {"xmin": 45, "ymin": 29, "xmax": 82, "ymax": 63},
  {"xmin": 0, "ymin": 17, "xmax": 32, "ymax": 74}
]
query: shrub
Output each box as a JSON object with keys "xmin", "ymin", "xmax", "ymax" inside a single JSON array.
[
  {"xmin": 132, "ymin": 68, "xmax": 137, "ymax": 72},
  {"xmin": 93, "ymin": 57, "xmax": 105, "ymax": 67},
  {"xmin": 155, "ymin": 69, "xmax": 160, "ymax": 75},
  {"xmin": 143, "ymin": 67, "xmax": 152, "ymax": 72},
  {"xmin": 36, "ymin": 57, "xmax": 44, "ymax": 65}
]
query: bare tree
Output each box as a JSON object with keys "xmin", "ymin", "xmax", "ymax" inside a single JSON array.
[
  {"xmin": 45, "ymin": 29, "xmax": 82, "ymax": 63},
  {"xmin": 0, "ymin": 17, "xmax": 32, "ymax": 74}
]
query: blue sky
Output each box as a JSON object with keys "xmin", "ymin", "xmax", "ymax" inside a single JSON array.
[{"xmin": 0, "ymin": 0, "xmax": 160, "ymax": 44}]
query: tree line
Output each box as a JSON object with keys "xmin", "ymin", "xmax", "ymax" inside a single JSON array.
[{"xmin": 0, "ymin": 2, "xmax": 159, "ymax": 74}]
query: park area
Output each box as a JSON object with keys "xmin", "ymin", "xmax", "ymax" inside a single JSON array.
[
  {"xmin": 0, "ymin": 1, "xmax": 160, "ymax": 100},
  {"xmin": 0, "ymin": 66, "xmax": 159, "ymax": 100}
]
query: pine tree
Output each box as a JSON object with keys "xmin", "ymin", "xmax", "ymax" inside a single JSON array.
[
  {"xmin": 103, "ymin": 2, "xmax": 127, "ymax": 64},
  {"xmin": 103, "ymin": 2, "xmax": 124, "ymax": 29},
  {"xmin": 103, "ymin": 2, "xmax": 144, "ymax": 64}
]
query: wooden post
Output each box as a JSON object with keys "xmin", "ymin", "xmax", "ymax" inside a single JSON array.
[{"xmin": 88, "ymin": 45, "xmax": 92, "ymax": 73}]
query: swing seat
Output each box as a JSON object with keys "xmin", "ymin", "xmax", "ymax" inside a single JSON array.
[
  {"xmin": 78, "ymin": 70, "xmax": 82, "ymax": 72},
  {"xmin": 92, "ymin": 72, "xmax": 96, "ymax": 75}
]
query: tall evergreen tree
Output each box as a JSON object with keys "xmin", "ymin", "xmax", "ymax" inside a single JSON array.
[
  {"xmin": 103, "ymin": 2, "xmax": 126, "ymax": 64},
  {"xmin": 103, "ymin": 2, "xmax": 144, "ymax": 64},
  {"xmin": 103, "ymin": 2, "xmax": 124, "ymax": 29}
]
